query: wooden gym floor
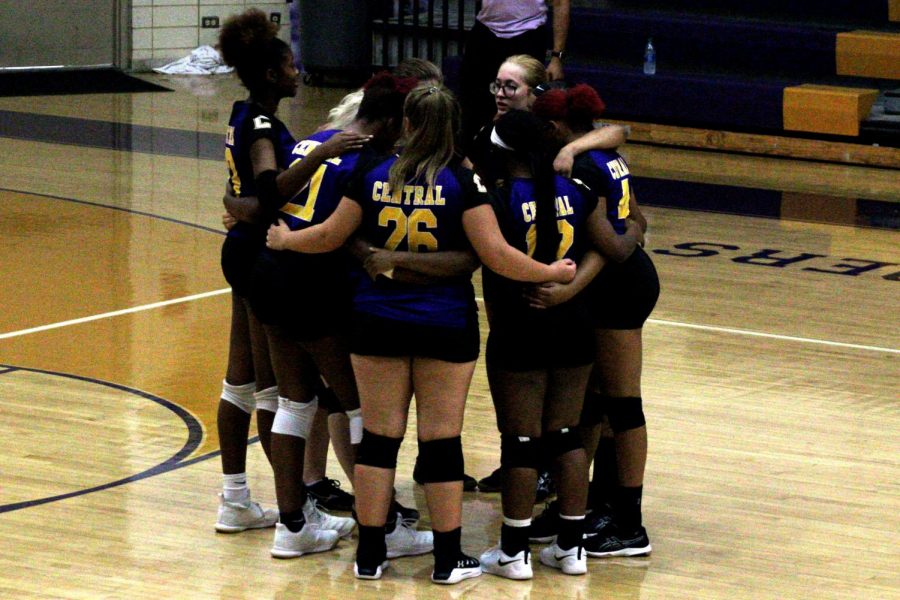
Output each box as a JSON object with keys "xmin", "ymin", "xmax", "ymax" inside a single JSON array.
[{"xmin": 0, "ymin": 74, "xmax": 897, "ymax": 599}]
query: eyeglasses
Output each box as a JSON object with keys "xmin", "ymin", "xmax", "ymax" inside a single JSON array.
[{"xmin": 489, "ymin": 80, "xmax": 520, "ymax": 96}]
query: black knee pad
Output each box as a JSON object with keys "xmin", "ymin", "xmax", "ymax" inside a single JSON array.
[
  {"xmin": 500, "ymin": 433, "xmax": 541, "ymax": 470},
  {"xmin": 416, "ymin": 437, "xmax": 464, "ymax": 483},
  {"xmin": 356, "ymin": 429, "xmax": 403, "ymax": 469},
  {"xmin": 316, "ymin": 383, "xmax": 342, "ymax": 415},
  {"xmin": 606, "ymin": 396, "xmax": 646, "ymax": 433},
  {"xmin": 580, "ymin": 390, "xmax": 607, "ymax": 427},
  {"xmin": 544, "ymin": 426, "xmax": 583, "ymax": 457}
]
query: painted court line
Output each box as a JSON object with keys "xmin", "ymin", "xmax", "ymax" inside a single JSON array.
[
  {"xmin": 1, "ymin": 289, "xmax": 896, "ymax": 355},
  {"xmin": 0, "ymin": 288, "xmax": 231, "ymax": 340},
  {"xmin": 645, "ymin": 318, "xmax": 899, "ymax": 355}
]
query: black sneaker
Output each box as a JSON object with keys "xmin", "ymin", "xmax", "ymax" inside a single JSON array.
[
  {"xmin": 478, "ymin": 468, "xmax": 554, "ymax": 500},
  {"xmin": 391, "ymin": 499, "xmax": 420, "ymax": 526},
  {"xmin": 306, "ymin": 478, "xmax": 355, "ymax": 512},
  {"xmin": 477, "ymin": 467, "xmax": 502, "ymax": 493},
  {"xmin": 583, "ymin": 525, "xmax": 651, "ymax": 558},
  {"xmin": 528, "ymin": 501, "xmax": 559, "ymax": 543},
  {"xmin": 535, "ymin": 470, "xmax": 555, "ymax": 504},
  {"xmin": 431, "ymin": 553, "xmax": 482, "ymax": 584},
  {"xmin": 583, "ymin": 509, "xmax": 615, "ymax": 539}
]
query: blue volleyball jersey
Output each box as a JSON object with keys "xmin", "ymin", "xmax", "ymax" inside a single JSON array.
[
  {"xmin": 225, "ymin": 101, "xmax": 295, "ymax": 241},
  {"xmin": 277, "ymin": 129, "xmax": 373, "ymax": 230},
  {"xmin": 483, "ymin": 175, "xmax": 597, "ymax": 309},
  {"xmin": 574, "ymin": 150, "xmax": 632, "ymax": 234},
  {"xmin": 343, "ymin": 157, "xmax": 488, "ymax": 328},
  {"xmin": 491, "ymin": 176, "xmax": 597, "ymax": 261}
]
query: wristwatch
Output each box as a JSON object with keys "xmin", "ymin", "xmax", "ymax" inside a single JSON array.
[{"xmin": 549, "ymin": 50, "xmax": 565, "ymax": 61}]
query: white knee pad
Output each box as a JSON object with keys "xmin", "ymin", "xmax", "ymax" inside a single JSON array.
[
  {"xmin": 346, "ymin": 408, "xmax": 363, "ymax": 445},
  {"xmin": 271, "ymin": 396, "xmax": 319, "ymax": 439},
  {"xmin": 253, "ymin": 386, "xmax": 279, "ymax": 414},
  {"xmin": 221, "ymin": 380, "xmax": 256, "ymax": 414}
]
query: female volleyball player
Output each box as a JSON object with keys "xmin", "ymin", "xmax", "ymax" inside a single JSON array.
[
  {"xmin": 528, "ymin": 84, "xmax": 659, "ymax": 558},
  {"xmin": 475, "ymin": 108, "xmax": 607, "ymax": 579},
  {"xmin": 217, "ymin": 8, "xmax": 362, "ymax": 557},
  {"xmin": 266, "ymin": 84, "xmax": 576, "ymax": 584}
]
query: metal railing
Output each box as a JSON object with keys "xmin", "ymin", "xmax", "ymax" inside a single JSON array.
[{"xmin": 371, "ymin": 0, "xmax": 480, "ymax": 67}]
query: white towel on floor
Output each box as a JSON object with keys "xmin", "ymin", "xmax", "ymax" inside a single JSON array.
[{"xmin": 153, "ymin": 46, "xmax": 233, "ymax": 75}]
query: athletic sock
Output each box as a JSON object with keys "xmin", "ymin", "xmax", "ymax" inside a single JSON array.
[
  {"xmin": 433, "ymin": 527, "xmax": 463, "ymax": 571},
  {"xmin": 500, "ymin": 517, "xmax": 531, "ymax": 557},
  {"xmin": 557, "ymin": 514, "xmax": 585, "ymax": 550},
  {"xmin": 222, "ymin": 472, "xmax": 249, "ymax": 503},
  {"xmin": 357, "ymin": 524, "xmax": 387, "ymax": 567},
  {"xmin": 280, "ymin": 509, "xmax": 306, "ymax": 533},
  {"xmin": 616, "ymin": 485, "xmax": 644, "ymax": 531},
  {"xmin": 385, "ymin": 511, "xmax": 398, "ymax": 533}
]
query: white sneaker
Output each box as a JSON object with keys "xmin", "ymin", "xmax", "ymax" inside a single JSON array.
[
  {"xmin": 385, "ymin": 516, "xmax": 433, "ymax": 558},
  {"xmin": 539, "ymin": 543, "xmax": 587, "ymax": 575},
  {"xmin": 215, "ymin": 494, "xmax": 278, "ymax": 533},
  {"xmin": 270, "ymin": 522, "xmax": 340, "ymax": 558},
  {"xmin": 303, "ymin": 496, "xmax": 356, "ymax": 539},
  {"xmin": 354, "ymin": 559, "xmax": 390, "ymax": 580},
  {"xmin": 480, "ymin": 545, "xmax": 533, "ymax": 580}
]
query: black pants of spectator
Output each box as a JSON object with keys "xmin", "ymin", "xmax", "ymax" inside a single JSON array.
[{"xmin": 458, "ymin": 20, "xmax": 549, "ymax": 157}]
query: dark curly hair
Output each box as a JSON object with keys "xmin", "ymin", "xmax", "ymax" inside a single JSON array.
[{"xmin": 218, "ymin": 9, "xmax": 290, "ymax": 92}]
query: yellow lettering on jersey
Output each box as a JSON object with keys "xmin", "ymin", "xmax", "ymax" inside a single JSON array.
[
  {"xmin": 521, "ymin": 201, "xmax": 537, "ymax": 223},
  {"xmin": 225, "ymin": 147, "xmax": 241, "ymax": 195},
  {"xmin": 413, "ymin": 185, "xmax": 425, "ymax": 206},
  {"xmin": 557, "ymin": 219, "xmax": 574, "ymax": 259},
  {"xmin": 403, "ymin": 185, "xmax": 415, "ymax": 205},
  {"xmin": 606, "ymin": 157, "xmax": 630, "ymax": 180},
  {"xmin": 434, "ymin": 185, "xmax": 445, "ymax": 206},
  {"xmin": 293, "ymin": 139, "xmax": 342, "ymax": 165},
  {"xmin": 372, "ymin": 181, "xmax": 400, "ymax": 204},
  {"xmin": 618, "ymin": 178, "xmax": 632, "ymax": 219},
  {"xmin": 294, "ymin": 139, "xmax": 319, "ymax": 156},
  {"xmin": 555, "ymin": 195, "xmax": 574, "ymax": 217}
]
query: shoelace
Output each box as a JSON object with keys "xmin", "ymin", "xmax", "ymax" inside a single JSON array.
[{"xmin": 307, "ymin": 497, "xmax": 338, "ymax": 519}]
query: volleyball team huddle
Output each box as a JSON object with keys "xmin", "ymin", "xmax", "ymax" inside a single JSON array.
[{"xmin": 213, "ymin": 9, "xmax": 659, "ymax": 585}]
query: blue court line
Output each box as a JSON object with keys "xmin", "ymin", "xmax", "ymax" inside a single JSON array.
[
  {"xmin": 0, "ymin": 365, "xmax": 210, "ymax": 514},
  {"xmin": 0, "ymin": 109, "xmax": 222, "ymax": 160},
  {"xmin": 3, "ymin": 108, "xmax": 898, "ymax": 228},
  {"xmin": 1, "ymin": 187, "xmax": 225, "ymax": 237}
]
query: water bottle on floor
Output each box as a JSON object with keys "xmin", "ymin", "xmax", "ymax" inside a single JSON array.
[{"xmin": 643, "ymin": 38, "xmax": 656, "ymax": 75}]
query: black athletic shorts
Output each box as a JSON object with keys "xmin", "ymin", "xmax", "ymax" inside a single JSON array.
[
  {"xmin": 586, "ymin": 246, "xmax": 660, "ymax": 330},
  {"xmin": 486, "ymin": 304, "xmax": 594, "ymax": 372},
  {"xmin": 248, "ymin": 249, "xmax": 352, "ymax": 341},
  {"xmin": 350, "ymin": 311, "xmax": 480, "ymax": 363},
  {"xmin": 221, "ymin": 235, "xmax": 263, "ymax": 298}
]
